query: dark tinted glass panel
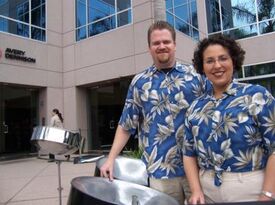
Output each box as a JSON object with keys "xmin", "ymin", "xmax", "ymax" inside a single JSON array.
[
  {"xmin": 16, "ymin": 2, "xmax": 29, "ymax": 23},
  {"xmin": 235, "ymin": 68, "xmax": 243, "ymax": 78},
  {"xmin": 88, "ymin": 78, "xmax": 133, "ymax": 150},
  {"xmin": 31, "ymin": 0, "xmax": 43, "ymax": 9},
  {"xmin": 17, "ymin": 21, "xmax": 29, "ymax": 37},
  {"xmin": 117, "ymin": 10, "xmax": 131, "ymax": 27},
  {"xmin": 175, "ymin": 17, "xmax": 190, "ymax": 36},
  {"xmin": 88, "ymin": 16, "xmax": 115, "ymax": 36},
  {"xmin": 0, "ymin": 0, "xmax": 29, "ymax": 21},
  {"xmin": 76, "ymin": 26, "xmax": 87, "ymax": 41},
  {"xmin": 192, "ymin": 27, "xmax": 199, "ymax": 40},
  {"xmin": 117, "ymin": 0, "xmax": 131, "ymax": 11},
  {"xmin": 257, "ymin": 0, "xmax": 275, "ymax": 21},
  {"xmin": 31, "ymin": 26, "xmax": 45, "ymax": 41},
  {"xmin": 244, "ymin": 62, "xmax": 275, "ymax": 77},
  {"xmin": 259, "ymin": 20, "xmax": 275, "ymax": 34},
  {"xmin": 205, "ymin": 0, "xmax": 221, "ymax": 33},
  {"xmin": 88, "ymin": 0, "xmax": 115, "ymax": 23},
  {"xmin": 191, "ymin": 0, "xmax": 198, "ymax": 28},
  {"xmin": 76, "ymin": 0, "xmax": 86, "ymax": 27},
  {"xmin": 0, "ymin": 16, "xmax": 8, "ymax": 32},
  {"xmin": 31, "ymin": 6, "xmax": 45, "ymax": 27}
]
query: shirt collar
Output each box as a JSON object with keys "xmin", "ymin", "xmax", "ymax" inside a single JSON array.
[
  {"xmin": 149, "ymin": 62, "xmax": 185, "ymax": 76},
  {"xmin": 205, "ymin": 78, "xmax": 238, "ymax": 97}
]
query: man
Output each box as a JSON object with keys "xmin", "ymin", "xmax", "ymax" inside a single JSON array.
[{"xmin": 100, "ymin": 20, "xmax": 204, "ymax": 204}]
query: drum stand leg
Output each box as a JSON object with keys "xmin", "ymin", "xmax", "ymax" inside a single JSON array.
[{"xmin": 56, "ymin": 160, "xmax": 63, "ymax": 205}]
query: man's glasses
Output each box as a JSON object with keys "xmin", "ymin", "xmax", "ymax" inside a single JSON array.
[{"xmin": 203, "ymin": 55, "xmax": 231, "ymax": 66}]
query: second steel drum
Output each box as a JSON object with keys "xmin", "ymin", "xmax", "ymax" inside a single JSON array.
[{"xmin": 31, "ymin": 126, "xmax": 80, "ymax": 155}]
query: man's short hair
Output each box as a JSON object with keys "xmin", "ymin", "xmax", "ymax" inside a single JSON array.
[{"xmin": 147, "ymin": 20, "xmax": 176, "ymax": 46}]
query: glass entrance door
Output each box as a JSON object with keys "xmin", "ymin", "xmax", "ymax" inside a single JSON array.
[
  {"xmin": 88, "ymin": 77, "xmax": 137, "ymax": 151},
  {"xmin": 0, "ymin": 84, "xmax": 39, "ymax": 155}
]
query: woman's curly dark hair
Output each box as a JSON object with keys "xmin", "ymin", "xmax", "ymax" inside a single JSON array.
[{"xmin": 192, "ymin": 34, "xmax": 246, "ymax": 74}]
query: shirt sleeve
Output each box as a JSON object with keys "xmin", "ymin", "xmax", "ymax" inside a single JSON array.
[
  {"xmin": 182, "ymin": 109, "xmax": 197, "ymax": 156},
  {"xmin": 256, "ymin": 87, "xmax": 275, "ymax": 155},
  {"xmin": 118, "ymin": 81, "xmax": 141, "ymax": 136},
  {"xmin": 50, "ymin": 116, "xmax": 55, "ymax": 127}
]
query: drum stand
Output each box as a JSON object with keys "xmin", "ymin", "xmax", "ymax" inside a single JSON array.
[{"xmin": 55, "ymin": 160, "xmax": 63, "ymax": 205}]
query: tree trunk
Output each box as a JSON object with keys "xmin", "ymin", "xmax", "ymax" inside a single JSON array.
[{"xmin": 153, "ymin": 0, "xmax": 166, "ymax": 21}]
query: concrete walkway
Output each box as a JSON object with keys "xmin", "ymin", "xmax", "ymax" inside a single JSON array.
[{"xmin": 0, "ymin": 156, "xmax": 95, "ymax": 205}]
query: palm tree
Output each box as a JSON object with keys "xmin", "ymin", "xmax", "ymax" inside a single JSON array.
[{"xmin": 153, "ymin": 0, "xmax": 166, "ymax": 21}]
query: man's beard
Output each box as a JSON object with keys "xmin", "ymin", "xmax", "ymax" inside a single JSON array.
[{"xmin": 157, "ymin": 53, "xmax": 170, "ymax": 64}]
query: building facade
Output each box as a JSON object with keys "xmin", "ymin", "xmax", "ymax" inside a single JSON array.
[{"xmin": 0, "ymin": 0, "xmax": 274, "ymax": 155}]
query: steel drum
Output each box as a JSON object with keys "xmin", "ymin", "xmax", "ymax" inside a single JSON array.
[
  {"xmin": 31, "ymin": 126, "xmax": 80, "ymax": 155},
  {"xmin": 73, "ymin": 155, "xmax": 148, "ymax": 186},
  {"xmin": 67, "ymin": 176, "xmax": 179, "ymax": 205},
  {"xmin": 96, "ymin": 156, "xmax": 148, "ymax": 186}
]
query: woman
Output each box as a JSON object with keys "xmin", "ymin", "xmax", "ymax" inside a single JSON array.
[
  {"xmin": 183, "ymin": 35, "xmax": 275, "ymax": 204},
  {"xmin": 48, "ymin": 108, "xmax": 64, "ymax": 162},
  {"xmin": 50, "ymin": 108, "xmax": 64, "ymax": 128}
]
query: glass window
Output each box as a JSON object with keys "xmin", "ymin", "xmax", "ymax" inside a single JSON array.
[
  {"xmin": 0, "ymin": 0, "xmax": 46, "ymax": 41},
  {"xmin": 243, "ymin": 62, "xmax": 275, "ymax": 78},
  {"xmin": 75, "ymin": 0, "xmax": 132, "ymax": 41},
  {"xmin": 31, "ymin": 3, "xmax": 45, "ymax": 27},
  {"xmin": 88, "ymin": 0, "xmax": 115, "ymax": 23},
  {"xmin": 237, "ymin": 62, "xmax": 275, "ymax": 96},
  {"xmin": 31, "ymin": 26, "xmax": 45, "ymax": 41},
  {"xmin": 0, "ymin": 16, "xmax": 8, "ymax": 32},
  {"xmin": 117, "ymin": 0, "xmax": 131, "ymax": 11},
  {"xmin": 16, "ymin": 1, "xmax": 29, "ymax": 23},
  {"xmin": 76, "ymin": 26, "xmax": 87, "ymax": 41},
  {"xmin": 166, "ymin": 0, "xmax": 199, "ymax": 40},
  {"xmin": 206, "ymin": 0, "xmax": 275, "ymax": 40},
  {"xmin": 76, "ymin": 0, "xmax": 86, "ymax": 27},
  {"xmin": 175, "ymin": 17, "xmax": 190, "ymax": 36},
  {"xmin": 257, "ymin": 0, "xmax": 275, "ymax": 21},
  {"xmin": 205, "ymin": 0, "xmax": 221, "ymax": 33},
  {"xmin": 259, "ymin": 19, "xmax": 275, "ymax": 34},
  {"xmin": 88, "ymin": 16, "xmax": 115, "ymax": 36},
  {"xmin": 223, "ymin": 24, "xmax": 257, "ymax": 39},
  {"xmin": 117, "ymin": 10, "xmax": 131, "ymax": 27},
  {"xmin": 222, "ymin": 0, "xmax": 256, "ymax": 30}
]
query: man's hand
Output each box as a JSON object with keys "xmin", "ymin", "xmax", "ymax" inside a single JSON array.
[
  {"xmin": 188, "ymin": 191, "xmax": 205, "ymax": 205},
  {"xmin": 100, "ymin": 159, "xmax": 114, "ymax": 181}
]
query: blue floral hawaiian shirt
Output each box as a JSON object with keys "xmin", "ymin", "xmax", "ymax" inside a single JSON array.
[
  {"xmin": 119, "ymin": 62, "xmax": 204, "ymax": 179},
  {"xmin": 183, "ymin": 80, "xmax": 275, "ymax": 186}
]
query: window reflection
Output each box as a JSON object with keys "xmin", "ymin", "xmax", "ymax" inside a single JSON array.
[
  {"xmin": 76, "ymin": 0, "xmax": 132, "ymax": 41},
  {"xmin": 0, "ymin": 0, "xmax": 46, "ymax": 41},
  {"xmin": 76, "ymin": 0, "xmax": 86, "ymax": 27},
  {"xmin": 166, "ymin": 0, "xmax": 199, "ymax": 40},
  {"xmin": 237, "ymin": 62, "xmax": 275, "ymax": 97},
  {"xmin": 206, "ymin": 0, "xmax": 275, "ymax": 40},
  {"xmin": 243, "ymin": 62, "xmax": 275, "ymax": 78}
]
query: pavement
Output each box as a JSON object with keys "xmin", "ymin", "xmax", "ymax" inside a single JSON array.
[{"xmin": 0, "ymin": 155, "xmax": 96, "ymax": 205}]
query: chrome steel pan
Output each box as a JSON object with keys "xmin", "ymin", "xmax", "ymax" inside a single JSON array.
[
  {"xmin": 67, "ymin": 176, "xmax": 179, "ymax": 205},
  {"xmin": 96, "ymin": 156, "xmax": 148, "ymax": 186},
  {"xmin": 31, "ymin": 126, "xmax": 80, "ymax": 155}
]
